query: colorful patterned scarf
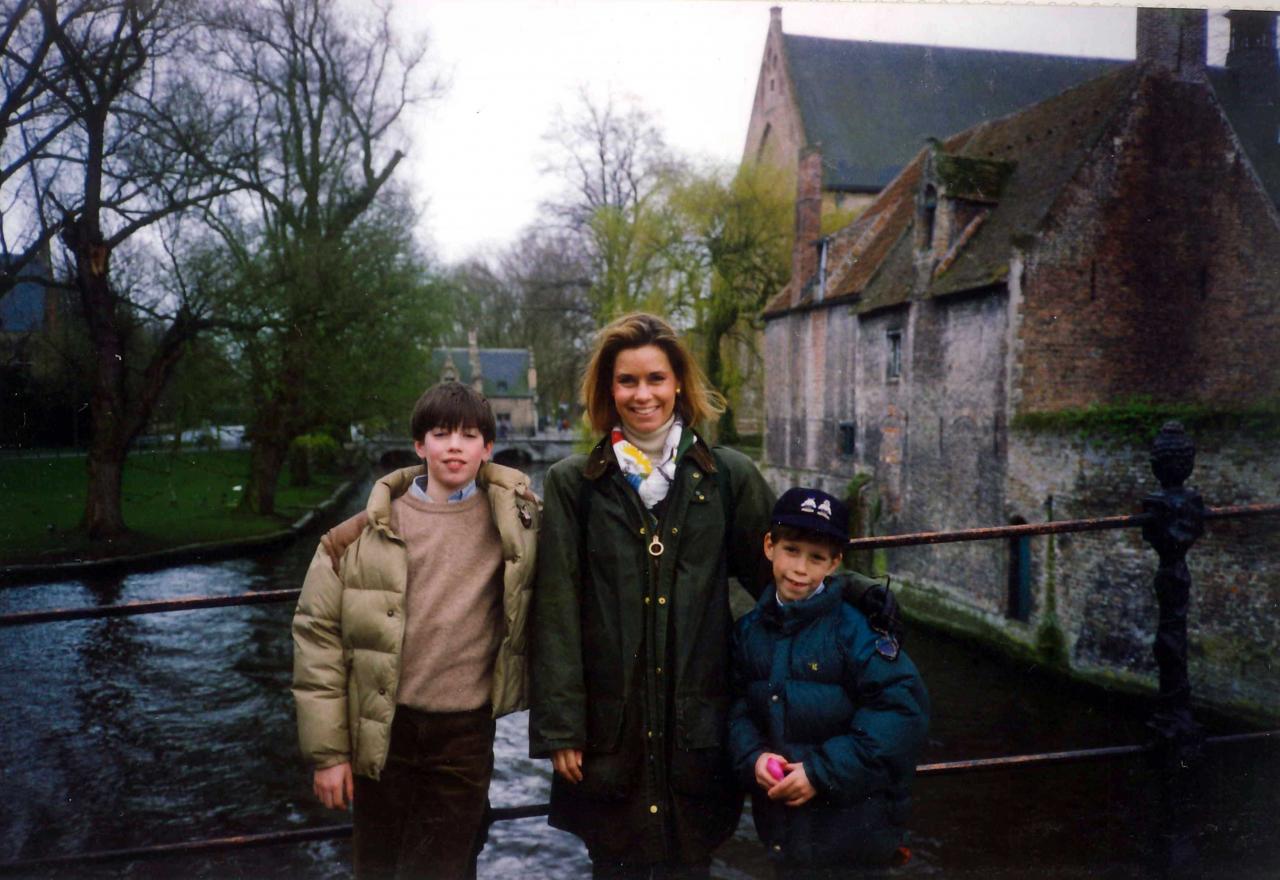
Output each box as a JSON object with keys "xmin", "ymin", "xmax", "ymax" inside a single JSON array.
[{"xmin": 611, "ymin": 418, "xmax": 683, "ymax": 509}]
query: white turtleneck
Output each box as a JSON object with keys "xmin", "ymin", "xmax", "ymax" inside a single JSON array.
[{"xmin": 621, "ymin": 413, "xmax": 676, "ymax": 463}]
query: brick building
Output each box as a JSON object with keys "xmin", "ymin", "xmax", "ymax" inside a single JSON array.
[
  {"xmin": 730, "ymin": 6, "xmax": 1125, "ymax": 435},
  {"xmin": 743, "ymin": 6, "xmax": 1125, "ymax": 224},
  {"xmin": 761, "ymin": 9, "xmax": 1280, "ymax": 720}
]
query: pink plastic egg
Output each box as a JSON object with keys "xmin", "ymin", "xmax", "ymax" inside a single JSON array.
[{"xmin": 766, "ymin": 757, "xmax": 786, "ymax": 781}]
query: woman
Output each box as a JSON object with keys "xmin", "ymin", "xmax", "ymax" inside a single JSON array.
[{"xmin": 530, "ymin": 313, "xmax": 775, "ymax": 878}]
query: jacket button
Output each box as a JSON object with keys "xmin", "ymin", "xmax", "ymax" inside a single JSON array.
[
  {"xmin": 386, "ymin": 610, "xmax": 394, "ymax": 617},
  {"xmin": 655, "ymin": 667, "xmax": 663, "ymax": 675},
  {"xmin": 657, "ymin": 596, "xmax": 667, "ymax": 605},
  {"xmin": 771, "ymin": 694, "xmax": 780, "ymax": 702},
  {"xmin": 773, "ymin": 844, "xmax": 783, "ymax": 852},
  {"xmin": 644, "ymin": 596, "xmax": 651, "ymax": 605},
  {"xmin": 378, "ymin": 688, "xmax": 386, "ymax": 695},
  {"xmin": 649, "ymin": 804, "xmax": 659, "ymax": 814},
  {"xmin": 670, "ymin": 527, "xmax": 679, "ymax": 535}
]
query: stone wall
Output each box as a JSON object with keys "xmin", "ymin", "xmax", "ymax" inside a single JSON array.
[{"xmin": 1006, "ymin": 425, "xmax": 1280, "ymax": 720}]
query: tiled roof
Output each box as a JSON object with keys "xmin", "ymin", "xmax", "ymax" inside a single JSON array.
[
  {"xmin": 432, "ymin": 348, "xmax": 533, "ymax": 398},
  {"xmin": 782, "ymin": 34, "xmax": 1126, "ymax": 193},
  {"xmin": 766, "ymin": 65, "xmax": 1144, "ymax": 317}
]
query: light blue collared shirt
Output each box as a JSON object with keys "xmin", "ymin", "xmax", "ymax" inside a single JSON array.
[
  {"xmin": 410, "ymin": 475, "xmax": 478, "ymax": 504},
  {"xmin": 775, "ymin": 580, "xmax": 828, "ymax": 606}
]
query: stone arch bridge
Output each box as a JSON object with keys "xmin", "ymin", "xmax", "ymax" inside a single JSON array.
[{"xmin": 365, "ymin": 432, "xmax": 577, "ymax": 472}]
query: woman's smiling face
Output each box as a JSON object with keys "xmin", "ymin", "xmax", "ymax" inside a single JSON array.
[{"xmin": 612, "ymin": 344, "xmax": 678, "ymax": 434}]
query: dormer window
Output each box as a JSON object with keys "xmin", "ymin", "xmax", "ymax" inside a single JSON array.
[{"xmin": 917, "ymin": 146, "xmax": 1014, "ymax": 268}]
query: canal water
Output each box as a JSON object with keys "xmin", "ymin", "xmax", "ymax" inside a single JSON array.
[{"xmin": 1, "ymin": 469, "xmax": 1277, "ymax": 878}]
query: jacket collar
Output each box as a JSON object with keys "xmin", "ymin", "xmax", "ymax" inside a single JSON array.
[
  {"xmin": 367, "ymin": 460, "xmax": 533, "ymax": 528},
  {"xmin": 758, "ymin": 579, "xmax": 842, "ymax": 635},
  {"xmin": 583, "ymin": 429, "xmax": 717, "ymax": 481}
]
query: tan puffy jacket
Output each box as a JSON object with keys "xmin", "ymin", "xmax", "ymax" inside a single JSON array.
[{"xmin": 292, "ymin": 461, "xmax": 540, "ymax": 779}]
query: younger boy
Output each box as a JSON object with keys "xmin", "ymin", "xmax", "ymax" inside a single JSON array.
[
  {"xmin": 292, "ymin": 382, "xmax": 540, "ymax": 880},
  {"xmin": 728, "ymin": 488, "xmax": 930, "ymax": 878}
]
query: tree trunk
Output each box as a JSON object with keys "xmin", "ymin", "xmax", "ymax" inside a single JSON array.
[
  {"xmin": 78, "ymin": 243, "xmax": 132, "ymax": 540},
  {"xmin": 84, "ymin": 437, "xmax": 128, "ymax": 540},
  {"xmin": 246, "ymin": 433, "xmax": 290, "ymax": 516}
]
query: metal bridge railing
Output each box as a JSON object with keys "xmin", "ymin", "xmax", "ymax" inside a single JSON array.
[{"xmin": 2, "ymin": 420, "xmax": 1278, "ymax": 874}]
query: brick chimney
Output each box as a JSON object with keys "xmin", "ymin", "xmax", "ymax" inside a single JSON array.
[
  {"xmin": 1136, "ymin": 7, "xmax": 1207, "ymax": 82},
  {"xmin": 1226, "ymin": 10, "xmax": 1279, "ymax": 77},
  {"xmin": 792, "ymin": 147, "xmax": 823, "ymax": 298}
]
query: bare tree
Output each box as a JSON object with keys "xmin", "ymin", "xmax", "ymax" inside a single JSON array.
[
  {"xmin": 188, "ymin": 0, "xmax": 441, "ymax": 514},
  {"xmin": 0, "ymin": 0, "xmax": 73, "ymax": 290},
  {"xmin": 2, "ymin": 0, "xmax": 243, "ymax": 539},
  {"xmin": 543, "ymin": 93, "xmax": 684, "ymax": 320}
]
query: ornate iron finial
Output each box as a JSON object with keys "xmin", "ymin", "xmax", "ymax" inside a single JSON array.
[{"xmin": 1150, "ymin": 420, "xmax": 1195, "ymax": 491}]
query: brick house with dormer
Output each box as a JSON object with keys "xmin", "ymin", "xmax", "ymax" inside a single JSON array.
[{"xmin": 761, "ymin": 8, "xmax": 1280, "ymax": 720}]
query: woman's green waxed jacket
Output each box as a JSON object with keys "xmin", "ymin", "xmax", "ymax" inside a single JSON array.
[{"xmin": 529, "ymin": 430, "xmax": 775, "ymax": 864}]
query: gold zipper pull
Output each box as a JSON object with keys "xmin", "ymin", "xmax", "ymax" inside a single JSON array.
[{"xmin": 648, "ymin": 534, "xmax": 665, "ymax": 557}]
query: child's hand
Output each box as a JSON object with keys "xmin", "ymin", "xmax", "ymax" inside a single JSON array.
[
  {"xmin": 552, "ymin": 748, "xmax": 583, "ymax": 783},
  {"xmin": 754, "ymin": 752, "xmax": 789, "ymax": 790},
  {"xmin": 767, "ymin": 762, "xmax": 816, "ymax": 807},
  {"xmin": 313, "ymin": 762, "xmax": 354, "ymax": 810}
]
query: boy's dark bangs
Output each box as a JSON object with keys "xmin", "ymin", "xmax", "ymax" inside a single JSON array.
[
  {"xmin": 770, "ymin": 523, "xmax": 845, "ymax": 554},
  {"xmin": 411, "ymin": 383, "xmax": 496, "ymax": 443}
]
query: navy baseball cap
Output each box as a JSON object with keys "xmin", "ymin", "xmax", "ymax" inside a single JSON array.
[{"xmin": 770, "ymin": 487, "xmax": 850, "ymax": 545}]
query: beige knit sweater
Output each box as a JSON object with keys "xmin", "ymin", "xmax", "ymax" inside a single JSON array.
[{"xmin": 390, "ymin": 487, "xmax": 504, "ymax": 712}]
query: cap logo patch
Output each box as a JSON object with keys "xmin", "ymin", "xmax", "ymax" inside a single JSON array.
[
  {"xmin": 800, "ymin": 496, "xmax": 817, "ymax": 514},
  {"xmin": 816, "ymin": 499, "xmax": 832, "ymax": 520}
]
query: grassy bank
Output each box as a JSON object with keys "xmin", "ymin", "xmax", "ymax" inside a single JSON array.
[{"xmin": 0, "ymin": 449, "xmax": 348, "ymax": 565}]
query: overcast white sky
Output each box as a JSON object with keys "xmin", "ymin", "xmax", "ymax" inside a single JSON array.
[{"xmin": 389, "ymin": 1, "xmax": 1232, "ymax": 265}]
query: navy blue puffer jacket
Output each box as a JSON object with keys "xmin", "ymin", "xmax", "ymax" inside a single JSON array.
[{"xmin": 728, "ymin": 575, "xmax": 930, "ymax": 868}]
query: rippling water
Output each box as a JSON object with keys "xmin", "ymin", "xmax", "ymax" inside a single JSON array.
[{"xmin": 2, "ymin": 469, "xmax": 1277, "ymax": 878}]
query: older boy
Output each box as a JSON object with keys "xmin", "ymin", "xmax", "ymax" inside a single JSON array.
[
  {"xmin": 292, "ymin": 382, "xmax": 540, "ymax": 880},
  {"xmin": 728, "ymin": 488, "xmax": 929, "ymax": 878}
]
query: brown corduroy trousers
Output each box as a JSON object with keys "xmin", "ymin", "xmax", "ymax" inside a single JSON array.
[{"xmin": 353, "ymin": 705, "xmax": 496, "ymax": 880}]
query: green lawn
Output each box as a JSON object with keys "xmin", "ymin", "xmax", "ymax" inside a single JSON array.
[{"xmin": 0, "ymin": 449, "xmax": 346, "ymax": 564}]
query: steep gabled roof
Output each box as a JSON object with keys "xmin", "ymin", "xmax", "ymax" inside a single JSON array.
[
  {"xmin": 926, "ymin": 65, "xmax": 1142, "ymax": 298},
  {"xmin": 765, "ymin": 64, "xmax": 1143, "ymax": 318},
  {"xmin": 1208, "ymin": 66, "xmax": 1280, "ymax": 209},
  {"xmin": 432, "ymin": 348, "xmax": 533, "ymax": 398},
  {"xmin": 782, "ymin": 34, "xmax": 1126, "ymax": 192}
]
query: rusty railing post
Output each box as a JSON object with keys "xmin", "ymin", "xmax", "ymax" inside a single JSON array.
[{"xmin": 1141, "ymin": 420, "xmax": 1205, "ymax": 878}]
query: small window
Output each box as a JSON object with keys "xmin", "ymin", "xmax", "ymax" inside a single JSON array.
[
  {"xmin": 886, "ymin": 331, "xmax": 902, "ymax": 380},
  {"xmin": 922, "ymin": 185, "xmax": 938, "ymax": 249},
  {"xmin": 838, "ymin": 422, "xmax": 856, "ymax": 457}
]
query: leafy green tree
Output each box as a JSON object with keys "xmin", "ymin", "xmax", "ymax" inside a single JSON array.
[{"xmin": 669, "ymin": 162, "xmax": 792, "ymax": 441}]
